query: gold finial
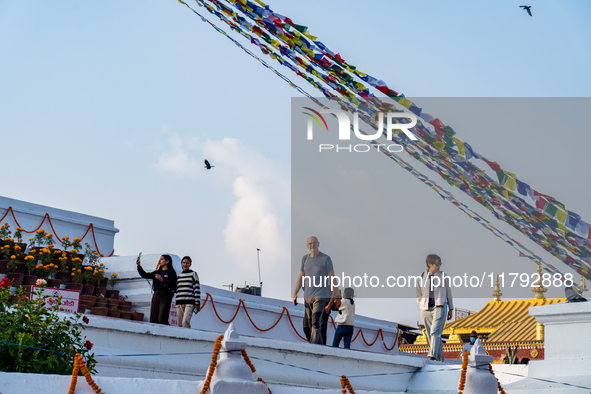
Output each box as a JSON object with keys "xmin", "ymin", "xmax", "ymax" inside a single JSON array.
[
  {"xmin": 579, "ymin": 276, "xmax": 588, "ymax": 296},
  {"xmin": 492, "ymin": 274, "xmax": 503, "ymax": 301},
  {"xmin": 532, "ymin": 263, "xmax": 547, "ymax": 299},
  {"xmin": 536, "ymin": 322, "xmax": 544, "ymax": 341}
]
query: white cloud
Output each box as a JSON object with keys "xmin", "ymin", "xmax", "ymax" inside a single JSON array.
[
  {"xmin": 155, "ymin": 134, "xmax": 290, "ymax": 292},
  {"xmin": 154, "ymin": 134, "xmax": 202, "ymax": 179},
  {"xmin": 203, "ymin": 138, "xmax": 290, "ymax": 276}
]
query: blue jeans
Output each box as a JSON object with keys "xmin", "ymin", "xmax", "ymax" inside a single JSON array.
[
  {"xmin": 332, "ymin": 325, "xmax": 354, "ymax": 348},
  {"xmin": 420, "ymin": 304, "xmax": 447, "ymax": 361}
]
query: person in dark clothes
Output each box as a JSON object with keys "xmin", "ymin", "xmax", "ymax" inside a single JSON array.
[{"xmin": 137, "ymin": 254, "xmax": 177, "ymax": 325}]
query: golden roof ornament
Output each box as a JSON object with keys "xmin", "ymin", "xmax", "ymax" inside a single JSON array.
[
  {"xmin": 492, "ymin": 274, "xmax": 503, "ymax": 301},
  {"xmin": 414, "ymin": 328, "xmax": 428, "ymax": 345},
  {"xmin": 447, "ymin": 328, "xmax": 462, "ymax": 344},
  {"xmin": 532, "ymin": 263, "xmax": 547, "ymax": 299}
]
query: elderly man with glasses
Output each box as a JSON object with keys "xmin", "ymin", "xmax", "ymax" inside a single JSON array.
[
  {"xmin": 293, "ymin": 236, "xmax": 338, "ymax": 345},
  {"xmin": 416, "ymin": 253, "xmax": 454, "ymax": 361}
]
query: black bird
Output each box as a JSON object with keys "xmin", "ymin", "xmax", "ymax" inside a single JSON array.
[
  {"xmin": 204, "ymin": 159, "xmax": 214, "ymax": 170},
  {"xmin": 520, "ymin": 5, "xmax": 532, "ymax": 16}
]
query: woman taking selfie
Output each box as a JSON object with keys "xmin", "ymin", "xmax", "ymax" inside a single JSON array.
[{"xmin": 137, "ymin": 254, "xmax": 177, "ymax": 324}]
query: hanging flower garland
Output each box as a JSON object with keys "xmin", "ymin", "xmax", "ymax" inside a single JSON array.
[
  {"xmin": 257, "ymin": 377, "xmax": 273, "ymax": 394},
  {"xmin": 457, "ymin": 350, "xmax": 470, "ymax": 394},
  {"xmin": 340, "ymin": 375, "xmax": 356, "ymax": 394},
  {"xmin": 200, "ymin": 334, "xmax": 224, "ymax": 394},
  {"xmin": 488, "ymin": 363, "xmax": 508, "ymax": 394},
  {"xmin": 67, "ymin": 353, "xmax": 103, "ymax": 394},
  {"xmin": 241, "ymin": 349, "xmax": 256, "ymax": 373}
]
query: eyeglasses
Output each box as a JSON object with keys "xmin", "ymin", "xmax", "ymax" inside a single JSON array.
[{"xmin": 431, "ymin": 261, "xmax": 442, "ymax": 266}]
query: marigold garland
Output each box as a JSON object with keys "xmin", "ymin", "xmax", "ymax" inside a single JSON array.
[
  {"xmin": 488, "ymin": 363, "xmax": 508, "ymax": 394},
  {"xmin": 200, "ymin": 334, "xmax": 224, "ymax": 394},
  {"xmin": 241, "ymin": 349, "xmax": 256, "ymax": 373},
  {"xmin": 199, "ymin": 293, "xmax": 400, "ymax": 350},
  {"xmin": 257, "ymin": 377, "xmax": 273, "ymax": 394},
  {"xmin": 457, "ymin": 350, "xmax": 470, "ymax": 394},
  {"xmin": 67, "ymin": 353, "xmax": 103, "ymax": 394},
  {"xmin": 340, "ymin": 375, "xmax": 356, "ymax": 394}
]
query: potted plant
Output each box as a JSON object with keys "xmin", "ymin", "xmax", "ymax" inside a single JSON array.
[
  {"xmin": 69, "ymin": 237, "xmax": 84, "ymax": 263},
  {"xmin": 83, "ymin": 243, "xmax": 102, "ymax": 265},
  {"xmin": 13, "ymin": 227, "xmax": 26, "ymax": 251},
  {"xmin": 92, "ymin": 306, "xmax": 108, "ymax": 316},
  {"xmin": 0, "ymin": 222, "xmax": 12, "ymax": 247},
  {"xmin": 67, "ymin": 267, "xmax": 84, "ymax": 291},
  {"xmin": 55, "ymin": 251, "xmax": 71, "ymax": 285},
  {"xmin": 81, "ymin": 266, "xmax": 95, "ymax": 295},
  {"xmin": 29, "ymin": 229, "xmax": 54, "ymax": 252},
  {"xmin": 0, "ymin": 244, "xmax": 11, "ymax": 275},
  {"xmin": 107, "ymin": 304, "xmax": 121, "ymax": 318},
  {"xmin": 40, "ymin": 247, "xmax": 54, "ymax": 265},
  {"xmin": 118, "ymin": 294, "xmax": 132, "ymax": 311},
  {"xmin": 93, "ymin": 264, "xmax": 106, "ymax": 285},
  {"xmin": 119, "ymin": 311, "xmax": 132, "ymax": 319},
  {"xmin": 105, "ymin": 272, "xmax": 120, "ymax": 298},
  {"xmin": 130, "ymin": 309, "xmax": 144, "ymax": 321}
]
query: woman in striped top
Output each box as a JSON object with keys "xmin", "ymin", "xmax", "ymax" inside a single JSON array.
[{"xmin": 175, "ymin": 256, "xmax": 201, "ymax": 328}]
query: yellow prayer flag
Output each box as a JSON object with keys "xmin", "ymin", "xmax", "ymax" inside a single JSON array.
[
  {"xmin": 355, "ymin": 82, "xmax": 367, "ymax": 91},
  {"xmin": 397, "ymin": 98, "xmax": 413, "ymax": 109},
  {"xmin": 505, "ymin": 177, "xmax": 517, "ymax": 191},
  {"xmin": 453, "ymin": 138, "xmax": 466, "ymax": 157},
  {"xmin": 556, "ymin": 208, "xmax": 568, "ymax": 224},
  {"xmin": 433, "ymin": 141, "xmax": 445, "ymax": 151},
  {"xmin": 303, "ymin": 31, "xmax": 317, "ymax": 41}
]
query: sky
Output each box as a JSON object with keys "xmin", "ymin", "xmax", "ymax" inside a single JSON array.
[{"xmin": 1, "ymin": 1, "xmax": 590, "ymax": 326}]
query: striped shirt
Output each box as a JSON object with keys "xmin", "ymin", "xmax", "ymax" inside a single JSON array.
[{"xmin": 176, "ymin": 269, "xmax": 201, "ymax": 308}]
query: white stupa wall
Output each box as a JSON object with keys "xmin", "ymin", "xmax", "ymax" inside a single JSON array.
[
  {"xmin": 81, "ymin": 313, "xmax": 422, "ymax": 392},
  {"xmin": 0, "ymin": 196, "xmax": 118, "ymax": 256},
  {"xmin": 102, "ymin": 254, "xmax": 402, "ymax": 354},
  {"xmin": 504, "ymin": 301, "xmax": 591, "ymax": 393}
]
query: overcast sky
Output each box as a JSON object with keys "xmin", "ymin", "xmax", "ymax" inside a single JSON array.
[{"xmin": 1, "ymin": 1, "xmax": 590, "ymax": 326}]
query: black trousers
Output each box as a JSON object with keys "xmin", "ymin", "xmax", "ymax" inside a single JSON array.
[{"xmin": 150, "ymin": 290, "xmax": 174, "ymax": 324}]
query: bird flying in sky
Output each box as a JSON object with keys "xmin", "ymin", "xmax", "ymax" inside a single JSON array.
[
  {"xmin": 520, "ymin": 5, "xmax": 532, "ymax": 16},
  {"xmin": 204, "ymin": 159, "xmax": 214, "ymax": 170}
]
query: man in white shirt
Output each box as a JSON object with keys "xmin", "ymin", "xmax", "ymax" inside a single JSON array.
[{"xmin": 415, "ymin": 254, "xmax": 454, "ymax": 361}]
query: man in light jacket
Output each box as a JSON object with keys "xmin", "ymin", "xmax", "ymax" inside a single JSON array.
[{"xmin": 416, "ymin": 254, "xmax": 453, "ymax": 361}]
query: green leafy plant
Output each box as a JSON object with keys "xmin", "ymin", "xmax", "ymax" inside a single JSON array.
[
  {"xmin": 82, "ymin": 266, "xmax": 95, "ymax": 284},
  {"xmin": 37, "ymin": 247, "xmax": 53, "ymax": 265},
  {"xmin": 23, "ymin": 254, "xmax": 37, "ymax": 275},
  {"xmin": 0, "ymin": 284, "xmax": 97, "ymax": 374},
  {"xmin": 83, "ymin": 243, "xmax": 103, "ymax": 266},
  {"xmin": 0, "ymin": 244, "xmax": 10, "ymax": 260},
  {"xmin": 71, "ymin": 267, "xmax": 83, "ymax": 282},
  {"xmin": 60, "ymin": 236, "xmax": 72, "ymax": 251},
  {"xmin": 30, "ymin": 229, "xmax": 53, "ymax": 248},
  {"xmin": 58, "ymin": 251, "xmax": 69, "ymax": 271},
  {"xmin": 107, "ymin": 273, "xmax": 120, "ymax": 290},
  {"xmin": 13, "ymin": 227, "xmax": 24, "ymax": 244},
  {"xmin": 0, "ymin": 222, "xmax": 11, "ymax": 240}
]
